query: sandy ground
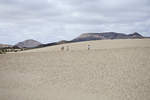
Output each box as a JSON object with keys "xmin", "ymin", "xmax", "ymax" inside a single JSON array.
[{"xmin": 0, "ymin": 39, "xmax": 150, "ymax": 100}]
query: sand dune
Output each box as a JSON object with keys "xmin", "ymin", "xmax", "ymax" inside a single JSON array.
[{"xmin": 0, "ymin": 39, "xmax": 150, "ymax": 100}]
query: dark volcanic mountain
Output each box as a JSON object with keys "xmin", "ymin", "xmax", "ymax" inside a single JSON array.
[
  {"xmin": 72, "ymin": 32, "xmax": 144, "ymax": 42},
  {"xmin": 15, "ymin": 39, "xmax": 42, "ymax": 48},
  {"xmin": 128, "ymin": 32, "xmax": 143, "ymax": 38}
]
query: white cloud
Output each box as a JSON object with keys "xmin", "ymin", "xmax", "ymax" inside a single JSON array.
[{"xmin": 0, "ymin": 0, "xmax": 150, "ymax": 44}]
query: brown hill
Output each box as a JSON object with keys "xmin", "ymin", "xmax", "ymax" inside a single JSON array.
[
  {"xmin": 72, "ymin": 32, "xmax": 144, "ymax": 42},
  {"xmin": 128, "ymin": 32, "xmax": 144, "ymax": 38}
]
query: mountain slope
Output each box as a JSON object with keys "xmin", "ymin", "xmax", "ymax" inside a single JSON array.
[
  {"xmin": 72, "ymin": 32, "xmax": 144, "ymax": 42},
  {"xmin": 128, "ymin": 32, "xmax": 144, "ymax": 38},
  {"xmin": 15, "ymin": 39, "xmax": 42, "ymax": 48}
]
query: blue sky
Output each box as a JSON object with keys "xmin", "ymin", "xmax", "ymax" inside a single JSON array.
[{"xmin": 0, "ymin": 0, "xmax": 150, "ymax": 44}]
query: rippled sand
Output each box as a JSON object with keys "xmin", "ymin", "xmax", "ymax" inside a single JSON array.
[{"xmin": 0, "ymin": 39, "xmax": 150, "ymax": 100}]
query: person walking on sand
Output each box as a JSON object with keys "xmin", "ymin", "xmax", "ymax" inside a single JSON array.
[
  {"xmin": 61, "ymin": 46, "xmax": 64, "ymax": 51},
  {"xmin": 66, "ymin": 46, "xmax": 69, "ymax": 51},
  {"xmin": 88, "ymin": 45, "xmax": 90, "ymax": 50}
]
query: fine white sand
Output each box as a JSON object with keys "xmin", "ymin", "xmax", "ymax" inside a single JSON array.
[{"xmin": 0, "ymin": 39, "xmax": 150, "ymax": 100}]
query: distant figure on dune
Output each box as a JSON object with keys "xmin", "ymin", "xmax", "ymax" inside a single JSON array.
[
  {"xmin": 88, "ymin": 45, "xmax": 91, "ymax": 50},
  {"xmin": 66, "ymin": 46, "xmax": 69, "ymax": 51},
  {"xmin": 61, "ymin": 46, "xmax": 64, "ymax": 51}
]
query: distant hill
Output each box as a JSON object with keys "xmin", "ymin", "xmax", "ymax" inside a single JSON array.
[
  {"xmin": 1, "ymin": 32, "xmax": 147, "ymax": 49},
  {"xmin": 128, "ymin": 32, "xmax": 144, "ymax": 38},
  {"xmin": 0, "ymin": 44, "xmax": 12, "ymax": 48},
  {"xmin": 15, "ymin": 39, "xmax": 42, "ymax": 48},
  {"xmin": 72, "ymin": 32, "xmax": 144, "ymax": 42},
  {"xmin": 35, "ymin": 32, "xmax": 146, "ymax": 48},
  {"xmin": 37, "ymin": 40, "xmax": 70, "ymax": 48}
]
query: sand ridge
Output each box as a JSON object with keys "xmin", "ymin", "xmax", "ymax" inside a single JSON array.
[{"xmin": 0, "ymin": 39, "xmax": 150, "ymax": 100}]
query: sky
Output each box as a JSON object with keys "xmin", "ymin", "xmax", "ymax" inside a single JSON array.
[{"xmin": 0, "ymin": 0, "xmax": 150, "ymax": 44}]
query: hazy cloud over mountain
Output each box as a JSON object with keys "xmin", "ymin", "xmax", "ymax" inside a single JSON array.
[{"xmin": 0, "ymin": 0, "xmax": 150, "ymax": 44}]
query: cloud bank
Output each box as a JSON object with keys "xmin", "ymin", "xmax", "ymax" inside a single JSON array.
[{"xmin": 0, "ymin": 0, "xmax": 150, "ymax": 44}]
